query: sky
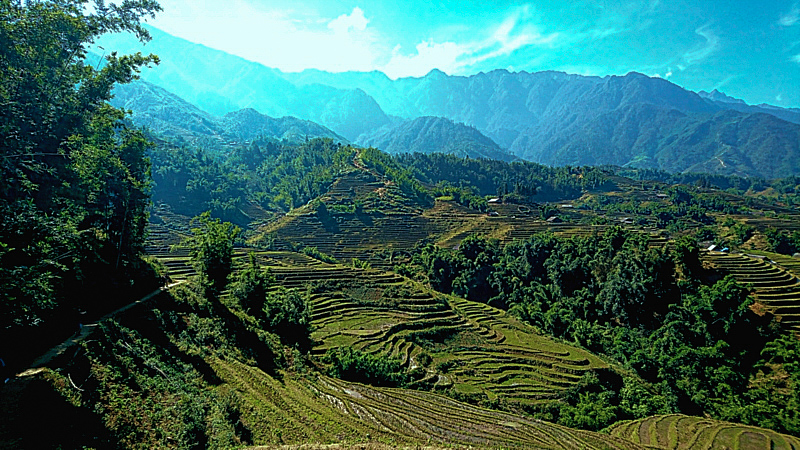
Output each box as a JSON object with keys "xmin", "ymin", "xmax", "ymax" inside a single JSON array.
[{"xmin": 144, "ymin": 0, "xmax": 800, "ymax": 108}]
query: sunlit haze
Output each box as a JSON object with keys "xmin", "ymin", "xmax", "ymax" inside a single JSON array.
[{"xmin": 137, "ymin": 0, "xmax": 799, "ymax": 107}]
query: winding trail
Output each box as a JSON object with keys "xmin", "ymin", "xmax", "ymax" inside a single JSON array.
[{"xmin": 17, "ymin": 281, "xmax": 185, "ymax": 377}]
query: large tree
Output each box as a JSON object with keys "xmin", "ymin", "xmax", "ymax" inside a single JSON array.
[
  {"xmin": 0, "ymin": 0, "xmax": 161, "ymax": 332},
  {"xmin": 185, "ymin": 211, "xmax": 241, "ymax": 297}
]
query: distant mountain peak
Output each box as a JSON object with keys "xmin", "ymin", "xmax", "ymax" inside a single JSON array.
[
  {"xmin": 425, "ymin": 68, "xmax": 448, "ymax": 79},
  {"xmin": 698, "ymin": 89, "xmax": 747, "ymax": 105},
  {"xmin": 356, "ymin": 115, "xmax": 517, "ymax": 162}
]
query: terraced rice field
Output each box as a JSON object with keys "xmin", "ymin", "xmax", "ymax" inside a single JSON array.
[
  {"xmin": 745, "ymin": 215, "xmax": 800, "ymax": 232},
  {"xmin": 745, "ymin": 250, "xmax": 800, "ymax": 276},
  {"xmin": 703, "ymin": 251, "xmax": 800, "ymax": 334},
  {"xmin": 259, "ymin": 212, "xmax": 442, "ymax": 268},
  {"xmin": 259, "ymin": 254, "xmax": 608, "ymax": 410},
  {"xmin": 255, "ymin": 165, "xmax": 664, "ymax": 266},
  {"xmin": 210, "ymin": 358, "xmax": 645, "ymax": 449},
  {"xmin": 608, "ymin": 414, "xmax": 800, "ymax": 449}
]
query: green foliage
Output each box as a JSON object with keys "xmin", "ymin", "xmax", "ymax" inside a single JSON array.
[
  {"xmin": 0, "ymin": 0, "xmax": 160, "ymax": 335},
  {"xmin": 150, "ymin": 138, "xmax": 357, "ymax": 222},
  {"xmin": 723, "ymin": 334, "xmax": 800, "ymax": 434},
  {"xmin": 228, "ymin": 253, "xmax": 273, "ymax": 314},
  {"xmin": 763, "ymin": 227, "xmax": 800, "ymax": 255},
  {"xmin": 409, "ymin": 227, "xmax": 795, "ymax": 433},
  {"xmin": 299, "ymin": 246, "xmax": 338, "ymax": 264},
  {"xmin": 83, "ymin": 320, "xmax": 248, "ymax": 449},
  {"xmin": 359, "ymin": 147, "xmax": 433, "ymax": 206},
  {"xmin": 184, "ymin": 212, "xmax": 241, "ymax": 295},
  {"xmin": 397, "ymin": 153, "xmax": 612, "ymax": 203},
  {"xmin": 261, "ymin": 287, "xmax": 311, "ymax": 348},
  {"xmin": 325, "ymin": 347, "xmax": 409, "ymax": 387}
]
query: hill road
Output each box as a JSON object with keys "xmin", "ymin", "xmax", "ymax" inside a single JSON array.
[{"xmin": 16, "ymin": 280, "xmax": 185, "ymax": 378}]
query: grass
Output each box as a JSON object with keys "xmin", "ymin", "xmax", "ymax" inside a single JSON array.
[{"xmin": 1, "ymin": 279, "xmax": 649, "ymax": 449}]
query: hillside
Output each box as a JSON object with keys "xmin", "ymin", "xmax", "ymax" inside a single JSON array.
[
  {"xmin": 98, "ymin": 27, "xmax": 390, "ymax": 140},
  {"xmin": 111, "ymin": 81, "xmax": 348, "ymax": 147},
  {"xmin": 356, "ymin": 116, "xmax": 517, "ymax": 162},
  {"xmin": 98, "ymin": 26, "xmax": 800, "ymax": 178},
  {"xmin": 7, "ymin": 139, "xmax": 800, "ymax": 447},
  {"xmin": 8, "ymin": 2, "xmax": 800, "ymax": 449}
]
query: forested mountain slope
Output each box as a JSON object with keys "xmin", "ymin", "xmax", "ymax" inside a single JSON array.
[
  {"xmin": 98, "ymin": 26, "xmax": 390, "ymax": 140},
  {"xmin": 111, "ymin": 80, "xmax": 347, "ymax": 147},
  {"xmin": 356, "ymin": 116, "xmax": 517, "ymax": 162}
]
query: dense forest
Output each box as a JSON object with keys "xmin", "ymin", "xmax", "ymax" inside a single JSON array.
[
  {"xmin": 398, "ymin": 231, "xmax": 800, "ymax": 433},
  {"xmin": 150, "ymin": 137, "xmax": 356, "ymax": 223}
]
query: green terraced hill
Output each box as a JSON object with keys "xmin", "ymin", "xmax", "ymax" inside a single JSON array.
[
  {"xmin": 1, "ymin": 270, "xmax": 645, "ymax": 450},
  {"xmin": 258, "ymin": 253, "xmax": 609, "ymax": 410},
  {"xmin": 608, "ymin": 414, "xmax": 800, "ymax": 449},
  {"xmin": 703, "ymin": 251, "xmax": 800, "ymax": 334},
  {"xmin": 197, "ymin": 359, "xmax": 649, "ymax": 449},
  {"xmin": 745, "ymin": 250, "xmax": 800, "ymax": 276}
]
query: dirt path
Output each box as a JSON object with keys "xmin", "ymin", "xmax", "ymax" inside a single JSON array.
[{"xmin": 18, "ymin": 281, "xmax": 185, "ymax": 377}]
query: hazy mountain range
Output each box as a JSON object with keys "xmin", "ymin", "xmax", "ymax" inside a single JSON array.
[
  {"xmin": 99, "ymin": 25, "xmax": 800, "ymax": 179},
  {"xmin": 357, "ymin": 116, "xmax": 517, "ymax": 162},
  {"xmin": 111, "ymin": 81, "xmax": 347, "ymax": 145}
]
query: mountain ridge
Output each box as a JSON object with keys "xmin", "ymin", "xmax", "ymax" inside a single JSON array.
[
  {"xmin": 355, "ymin": 116, "xmax": 518, "ymax": 162},
  {"xmin": 98, "ymin": 26, "xmax": 800, "ymax": 178},
  {"xmin": 111, "ymin": 80, "xmax": 348, "ymax": 146}
]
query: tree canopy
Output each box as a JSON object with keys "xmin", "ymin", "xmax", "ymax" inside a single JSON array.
[{"xmin": 0, "ymin": 0, "xmax": 161, "ymax": 349}]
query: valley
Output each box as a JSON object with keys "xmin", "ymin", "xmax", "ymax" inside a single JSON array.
[{"xmin": 3, "ymin": 1, "xmax": 800, "ymax": 448}]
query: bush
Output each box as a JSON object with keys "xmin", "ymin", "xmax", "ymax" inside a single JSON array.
[
  {"xmin": 261, "ymin": 287, "xmax": 311, "ymax": 348},
  {"xmin": 325, "ymin": 347, "xmax": 408, "ymax": 387},
  {"xmin": 300, "ymin": 246, "xmax": 338, "ymax": 264},
  {"xmin": 229, "ymin": 253, "xmax": 273, "ymax": 314}
]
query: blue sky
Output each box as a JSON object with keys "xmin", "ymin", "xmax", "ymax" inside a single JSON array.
[{"xmin": 145, "ymin": 0, "xmax": 800, "ymax": 108}]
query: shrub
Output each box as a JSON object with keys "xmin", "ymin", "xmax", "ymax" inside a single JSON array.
[{"xmin": 325, "ymin": 347, "xmax": 408, "ymax": 387}]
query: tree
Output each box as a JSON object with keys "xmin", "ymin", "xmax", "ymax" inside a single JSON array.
[
  {"xmin": 185, "ymin": 212, "xmax": 240, "ymax": 296},
  {"xmin": 0, "ymin": 0, "xmax": 160, "ymax": 203},
  {"xmin": 0, "ymin": 0, "xmax": 161, "ymax": 333},
  {"xmin": 229, "ymin": 252, "xmax": 273, "ymax": 314},
  {"xmin": 261, "ymin": 287, "xmax": 311, "ymax": 348}
]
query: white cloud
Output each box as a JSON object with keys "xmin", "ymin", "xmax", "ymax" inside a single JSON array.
[
  {"xmin": 142, "ymin": 1, "xmax": 648, "ymax": 80},
  {"xmin": 382, "ymin": 41, "xmax": 466, "ymax": 78},
  {"xmin": 779, "ymin": 4, "xmax": 800, "ymax": 26},
  {"xmin": 150, "ymin": 1, "xmax": 381, "ymax": 73},
  {"xmin": 379, "ymin": 6, "xmax": 560, "ymax": 79},
  {"xmin": 328, "ymin": 7, "xmax": 368, "ymax": 34},
  {"xmin": 683, "ymin": 24, "xmax": 720, "ymax": 64},
  {"xmin": 793, "ymin": 54, "xmax": 800, "ymax": 63},
  {"xmin": 777, "ymin": 93, "xmax": 784, "ymax": 102},
  {"xmin": 149, "ymin": 2, "xmax": 562, "ymax": 78}
]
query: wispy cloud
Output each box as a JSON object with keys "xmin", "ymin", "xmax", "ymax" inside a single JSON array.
[
  {"xmin": 713, "ymin": 75, "xmax": 737, "ymax": 91},
  {"xmin": 380, "ymin": 6, "xmax": 561, "ymax": 78},
  {"xmin": 683, "ymin": 24, "xmax": 720, "ymax": 64},
  {"xmin": 793, "ymin": 54, "xmax": 800, "ymax": 63},
  {"xmin": 150, "ymin": 2, "xmax": 382, "ymax": 73},
  {"xmin": 328, "ymin": 7, "xmax": 368, "ymax": 34},
  {"xmin": 779, "ymin": 4, "xmax": 800, "ymax": 26}
]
